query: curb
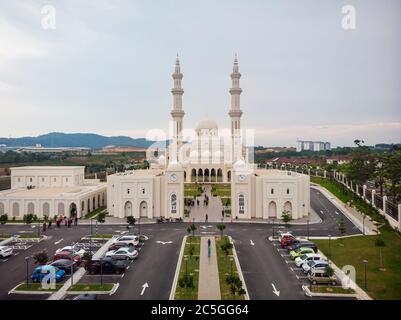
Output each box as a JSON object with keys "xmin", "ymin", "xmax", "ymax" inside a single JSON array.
[
  {"xmin": 302, "ymin": 285, "xmax": 358, "ymax": 299},
  {"xmin": 8, "ymin": 283, "xmax": 57, "ymax": 295},
  {"xmin": 229, "ymin": 236, "xmax": 250, "ymax": 300},
  {"xmin": 65, "ymin": 283, "xmax": 119, "ymax": 295},
  {"xmin": 169, "ymin": 235, "xmax": 187, "ymax": 300}
]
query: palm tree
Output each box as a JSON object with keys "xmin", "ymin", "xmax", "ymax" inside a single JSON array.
[{"xmin": 217, "ymin": 224, "xmax": 226, "ymax": 237}]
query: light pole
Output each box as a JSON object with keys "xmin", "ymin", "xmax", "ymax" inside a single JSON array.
[
  {"xmin": 184, "ymin": 256, "xmax": 189, "ymax": 276},
  {"xmin": 328, "ymin": 235, "xmax": 332, "ymax": 262},
  {"xmin": 25, "ymin": 257, "xmax": 30, "ymax": 287},
  {"xmin": 230, "ymin": 257, "xmax": 234, "ymax": 276},
  {"xmin": 307, "ymin": 219, "xmax": 310, "ymax": 240},
  {"xmin": 363, "ymin": 260, "xmax": 368, "ymax": 290}
]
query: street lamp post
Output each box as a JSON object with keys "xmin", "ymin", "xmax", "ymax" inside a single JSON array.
[
  {"xmin": 184, "ymin": 256, "xmax": 189, "ymax": 276},
  {"xmin": 307, "ymin": 219, "xmax": 310, "ymax": 240},
  {"xmin": 25, "ymin": 257, "xmax": 30, "ymax": 287},
  {"xmin": 328, "ymin": 235, "xmax": 332, "ymax": 262},
  {"xmin": 363, "ymin": 260, "xmax": 368, "ymax": 290},
  {"xmin": 230, "ymin": 257, "xmax": 234, "ymax": 276},
  {"xmin": 138, "ymin": 217, "xmax": 141, "ymax": 236}
]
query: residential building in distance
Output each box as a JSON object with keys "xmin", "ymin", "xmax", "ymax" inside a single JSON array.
[{"xmin": 296, "ymin": 140, "xmax": 331, "ymax": 152}]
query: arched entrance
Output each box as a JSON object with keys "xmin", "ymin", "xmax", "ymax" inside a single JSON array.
[
  {"xmin": 70, "ymin": 203, "xmax": 77, "ymax": 218},
  {"xmin": 284, "ymin": 201, "xmax": 292, "ymax": 214},
  {"xmin": 198, "ymin": 169, "xmax": 203, "ymax": 182},
  {"xmin": 217, "ymin": 168, "xmax": 223, "ymax": 182},
  {"xmin": 268, "ymin": 201, "xmax": 277, "ymax": 218},
  {"xmin": 227, "ymin": 170, "xmax": 231, "ymax": 182},
  {"xmin": 27, "ymin": 202, "xmax": 35, "ymax": 215},
  {"xmin": 0, "ymin": 202, "xmax": 4, "ymax": 215},
  {"xmin": 43, "ymin": 203, "xmax": 50, "ymax": 216},
  {"xmin": 211, "ymin": 168, "xmax": 216, "ymax": 182},
  {"xmin": 12, "ymin": 203, "xmax": 19, "ymax": 217},
  {"xmin": 124, "ymin": 201, "xmax": 132, "ymax": 216},
  {"xmin": 57, "ymin": 202, "xmax": 65, "ymax": 216},
  {"xmin": 191, "ymin": 168, "xmax": 197, "ymax": 182},
  {"xmin": 140, "ymin": 201, "xmax": 148, "ymax": 218},
  {"xmin": 204, "ymin": 168, "xmax": 210, "ymax": 182}
]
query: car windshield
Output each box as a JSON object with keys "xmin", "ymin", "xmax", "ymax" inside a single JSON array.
[{"xmin": 300, "ymin": 254, "xmax": 308, "ymax": 260}]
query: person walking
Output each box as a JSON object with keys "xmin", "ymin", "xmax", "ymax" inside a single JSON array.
[
  {"xmin": 48, "ymin": 220, "xmax": 52, "ymax": 229},
  {"xmin": 205, "ymin": 214, "xmax": 208, "ymax": 223},
  {"xmin": 221, "ymin": 210, "xmax": 224, "ymax": 219},
  {"xmin": 42, "ymin": 222, "xmax": 47, "ymax": 233},
  {"xmin": 74, "ymin": 216, "xmax": 78, "ymax": 226},
  {"xmin": 207, "ymin": 238, "xmax": 211, "ymax": 258}
]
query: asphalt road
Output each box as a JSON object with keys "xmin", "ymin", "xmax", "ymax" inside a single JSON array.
[{"xmin": 0, "ymin": 188, "xmax": 361, "ymax": 300}]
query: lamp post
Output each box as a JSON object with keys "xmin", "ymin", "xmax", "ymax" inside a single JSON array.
[
  {"xmin": 363, "ymin": 260, "xmax": 368, "ymax": 290},
  {"xmin": 307, "ymin": 219, "xmax": 309, "ymax": 240},
  {"xmin": 328, "ymin": 235, "xmax": 332, "ymax": 262},
  {"xmin": 230, "ymin": 257, "xmax": 234, "ymax": 277},
  {"xmin": 25, "ymin": 257, "xmax": 30, "ymax": 287},
  {"xmin": 184, "ymin": 256, "xmax": 189, "ymax": 276}
]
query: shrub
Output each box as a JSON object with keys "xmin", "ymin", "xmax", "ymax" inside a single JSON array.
[
  {"xmin": 23, "ymin": 214, "xmax": 34, "ymax": 224},
  {"xmin": 33, "ymin": 250, "xmax": 49, "ymax": 265},
  {"xmin": 97, "ymin": 211, "xmax": 106, "ymax": 223},
  {"xmin": 126, "ymin": 216, "xmax": 136, "ymax": 226},
  {"xmin": 178, "ymin": 274, "xmax": 194, "ymax": 289},
  {"xmin": 0, "ymin": 214, "xmax": 8, "ymax": 225}
]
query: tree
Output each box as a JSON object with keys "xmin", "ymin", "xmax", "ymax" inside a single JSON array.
[
  {"xmin": 343, "ymin": 140, "xmax": 374, "ymax": 186},
  {"xmin": 97, "ymin": 211, "xmax": 106, "ymax": 223},
  {"xmin": 189, "ymin": 223, "xmax": 197, "ymax": 236},
  {"xmin": 23, "ymin": 214, "xmax": 34, "ymax": 224},
  {"xmin": 127, "ymin": 216, "xmax": 136, "ymax": 226},
  {"xmin": 220, "ymin": 240, "xmax": 233, "ymax": 261},
  {"xmin": 281, "ymin": 210, "xmax": 292, "ymax": 229},
  {"xmin": 33, "ymin": 250, "xmax": 49, "ymax": 265},
  {"xmin": 375, "ymin": 238, "xmax": 386, "ymax": 270},
  {"xmin": 324, "ymin": 265, "xmax": 334, "ymax": 277},
  {"xmin": 383, "ymin": 151, "xmax": 401, "ymax": 202},
  {"xmin": 0, "ymin": 214, "xmax": 7, "ymax": 225},
  {"xmin": 82, "ymin": 252, "xmax": 93, "ymax": 270},
  {"xmin": 374, "ymin": 155, "xmax": 386, "ymax": 197},
  {"xmin": 217, "ymin": 224, "xmax": 226, "ymax": 237}
]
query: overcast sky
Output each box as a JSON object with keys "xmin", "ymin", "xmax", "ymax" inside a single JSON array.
[{"xmin": 0, "ymin": 0, "xmax": 400, "ymax": 147}]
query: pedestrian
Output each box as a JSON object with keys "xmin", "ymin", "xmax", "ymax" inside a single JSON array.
[
  {"xmin": 221, "ymin": 210, "xmax": 224, "ymax": 219},
  {"xmin": 48, "ymin": 220, "xmax": 52, "ymax": 228},
  {"xmin": 64, "ymin": 217, "xmax": 68, "ymax": 227},
  {"xmin": 197, "ymin": 199, "xmax": 199, "ymax": 206},
  {"xmin": 68, "ymin": 219, "xmax": 72, "ymax": 228},
  {"xmin": 205, "ymin": 214, "xmax": 208, "ymax": 223},
  {"xmin": 42, "ymin": 222, "xmax": 46, "ymax": 232},
  {"xmin": 75, "ymin": 216, "xmax": 78, "ymax": 226},
  {"xmin": 207, "ymin": 238, "xmax": 211, "ymax": 258}
]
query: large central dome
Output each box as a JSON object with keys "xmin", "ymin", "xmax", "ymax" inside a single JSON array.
[{"xmin": 195, "ymin": 116, "xmax": 218, "ymax": 131}]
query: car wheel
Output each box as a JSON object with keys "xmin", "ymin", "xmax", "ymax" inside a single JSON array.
[
  {"xmin": 312, "ymin": 280, "xmax": 317, "ymax": 285},
  {"xmin": 332, "ymin": 281, "xmax": 337, "ymax": 286},
  {"xmin": 129, "ymin": 243, "xmax": 134, "ymax": 247},
  {"xmin": 115, "ymin": 269, "xmax": 122, "ymax": 275}
]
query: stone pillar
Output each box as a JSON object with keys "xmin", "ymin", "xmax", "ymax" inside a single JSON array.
[
  {"xmin": 383, "ymin": 196, "xmax": 387, "ymax": 213},
  {"xmin": 371, "ymin": 190, "xmax": 376, "ymax": 207},
  {"xmin": 363, "ymin": 185, "xmax": 367, "ymax": 199}
]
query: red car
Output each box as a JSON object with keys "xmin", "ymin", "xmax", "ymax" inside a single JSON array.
[
  {"xmin": 280, "ymin": 237, "xmax": 300, "ymax": 248},
  {"xmin": 53, "ymin": 251, "xmax": 81, "ymax": 265},
  {"xmin": 108, "ymin": 242, "xmax": 129, "ymax": 251}
]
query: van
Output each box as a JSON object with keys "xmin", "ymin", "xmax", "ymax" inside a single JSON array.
[{"xmin": 308, "ymin": 269, "xmax": 338, "ymax": 286}]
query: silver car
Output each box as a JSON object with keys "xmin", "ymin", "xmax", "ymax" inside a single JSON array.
[
  {"xmin": 302, "ymin": 259, "xmax": 328, "ymax": 274},
  {"xmin": 0, "ymin": 246, "xmax": 13, "ymax": 258}
]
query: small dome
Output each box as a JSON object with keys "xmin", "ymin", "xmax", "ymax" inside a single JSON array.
[{"xmin": 195, "ymin": 117, "xmax": 218, "ymax": 131}]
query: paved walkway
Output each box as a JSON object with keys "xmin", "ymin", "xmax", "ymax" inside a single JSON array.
[
  {"xmin": 198, "ymin": 237, "xmax": 221, "ymax": 300},
  {"xmin": 189, "ymin": 186, "xmax": 224, "ymax": 223}
]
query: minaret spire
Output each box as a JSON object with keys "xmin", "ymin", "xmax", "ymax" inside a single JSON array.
[
  {"xmin": 170, "ymin": 55, "xmax": 185, "ymax": 163},
  {"xmin": 229, "ymin": 55, "xmax": 243, "ymax": 162}
]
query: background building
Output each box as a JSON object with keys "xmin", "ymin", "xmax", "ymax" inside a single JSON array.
[{"xmin": 296, "ymin": 140, "xmax": 331, "ymax": 152}]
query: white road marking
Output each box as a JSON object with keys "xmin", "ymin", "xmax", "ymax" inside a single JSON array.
[
  {"xmin": 250, "ymin": 240, "xmax": 255, "ymax": 246},
  {"xmin": 140, "ymin": 282, "xmax": 149, "ymax": 295},
  {"xmin": 155, "ymin": 241, "xmax": 173, "ymax": 245},
  {"xmin": 271, "ymin": 283, "xmax": 280, "ymax": 296},
  {"xmin": 54, "ymin": 238, "xmax": 63, "ymax": 245}
]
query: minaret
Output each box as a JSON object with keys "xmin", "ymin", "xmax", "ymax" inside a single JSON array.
[
  {"xmin": 229, "ymin": 54, "xmax": 243, "ymax": 162},
  {"xmin": 170, "ymin": 55, "xmax": 185, "ymax": 163}
]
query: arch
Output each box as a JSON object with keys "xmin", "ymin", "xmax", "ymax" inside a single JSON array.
[
  {"xmin": 57, "ymin": 202, "xmax": 65, "ymax": 215},
  {"xmin": 284, "ymin": 201, "xmax": 292, "ymax": 214},
  {"xmin": 81, "ymin": 201, "xmax": 85, "ymax": 214},
  {"xmin": 204, "ymin": 168, "xmax": 210, "ymax": 182},
  {"xmin": 227, "ymin": 170, "xmax": 231, "ymax": 182},
  {"xmin": 27, "ymin": 202, "xmax": 35, "ymax": 215},
  {"xmin": 140, "ymin": 201, "xmax": 148, "ymax": 218},
  {"xmin": 70, "ymin": 203, "xmax": 77, "ymax": 218},
  {"xmin": 43, "ymin": 202, "xmax": 50, "ymax": 216},
  {"xmin": 268, "ymin": 201, "xmax": 277, "ymax": 218},
  {"xmin": 238, "ymin": 194, "xmax": 245, "ymax": 214},
  {"xmin": 198, "ymin": 168, "xmax": 203, "ymax": 177},
  {"xmin": 217, "ymin": 168, "xmax": 223, "ymax": 182},
  {"xmin": 171, "ymin": 193, "xmax": 177, "ymax": 214},
  {"xmin": 0, "ymin": 202, "xmax": 4, "ymax": 215},
  {"xmin": 87, "ymin": 199, "xmax": 91, "ymax": 213},
  {"xmin": 124, "ymin": 201, "xmax": 132, "ymax": 217},
  {"xmin": 191, "ymin": 168, "xmax": 197, "ymax": 182},
  {"xmin": 12, "ymin": 203, "xmax": 19, "ymax": 217},
  {"xmin": 98, "ymin": 194, "xmax": 101, "ymax": 207},
  {"xmin": 184, "ymin": 171, "xmax": 187, "ymax": 181},
  {"xmin": 93, "ymin": 196, "xmax": 96, "ymax": 210},
  {"xmin": 102, "ymin": 193, "xmax": 105, "ymax": 206}
]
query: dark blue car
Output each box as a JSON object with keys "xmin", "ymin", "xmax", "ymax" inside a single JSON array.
[{"xmin": 31, "ymin": 265, "xmax": 66, "ymax": 283}]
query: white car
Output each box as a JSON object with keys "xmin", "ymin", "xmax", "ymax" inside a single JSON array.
[
  {"xmin": 295, "ymin": 253, "xmax": 322, "ymax": 267},
  {"xmin": 114, "ymin": 235, "xmax": 139, "ymax": 247},
  {"xmin": 302, "ymin": 260, "xmax": 329, "ymax": 274},
  {"xmin": 277, "ymin": 231, "xmax": 293, "ymax": 241},
  {"xmin": 0, "ymin": 246, "xmax": 13, "ymax": 258},
  {"xmin": 56, "ymin": 244, "xmax": 86, "ymax": 258},
  {"xmin": 105, "ymin": 247, "xmax": 138, "ymax": 260}
]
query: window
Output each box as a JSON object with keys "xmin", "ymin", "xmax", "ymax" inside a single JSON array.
[
  {"xmin": 271, "ymin": 188, "xmax": 274, "ymax": 194},
  {"xmin": 66, "ymin": 178, "xmax": 69, "ymax": 182},
  {"xmin": 30, "ymin": 178, "xmax": 33, "ymax": 182},
  {"xmin": 239, "ymin": 194, "xmax": 245, "ymax": 214},
  {"xmin": 54, "ymin": 178, "xmax": 56, "ymax": 182},
  {"xmin": 171, "ymin": 194, "xmax": 177, "ymax": 214},
  {"xmin": 42, "ymin": 178, "xmax": 44, "ymax": 182},
  {"xmin": 18, "ymin": 178, "xmax": 20, "ymax": 182},
  {"xmin": 142, "ymin": 188, "xmax": 145, "ymax": 194},
  {"xmin": 127, "ymin": 188, "xmax": 130, "ymax": 194},
  {"xmin": 286, "ymin": 188, "xmax": 290, "ymax": 195}
]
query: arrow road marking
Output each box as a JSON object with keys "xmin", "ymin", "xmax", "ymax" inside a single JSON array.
[
  {"xmin": 140, "ymin": 282, "xmax": 149, "ymax": 295},
  {"xmin": 272, "ymin": 283, "xmax": 280, "ymax": 297},
  {"xmin": 155, "ymin": 241, "xmax": 172, "ymax": 245},
  {"xmin": 335, "ymin": 211, "xmax": 339, "ymax": 215},
  {"xmin": 54, "ymin": 238, "xmax": 63, "ymax": 245},
  {"xmin": 250, "ymin": 240, "xmax": 255, "ymax": 246}
]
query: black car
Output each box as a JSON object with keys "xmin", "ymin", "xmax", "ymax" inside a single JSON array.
[
  {"xmin": 73, "ymin": 294, "xmax": 97, "ymax": 300},
  {"xmin": 86, "ymin": 257, "xmax": 128, "ymax": 275},
  {"xmin": 286, "ymin": 241, "xmax": 317, "ymax": 253},
  {"xmin": 50, "ymin": 259, "xmax": 78, "ymax": 274}
]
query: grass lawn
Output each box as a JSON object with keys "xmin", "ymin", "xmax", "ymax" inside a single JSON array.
[
  {"xmin": 68, "ymin": 283, "xmax": 114, "ymax": 292},
  {"xmin": 309, "ymin": 285, "xmax": 355, "ymax": 294},
  {"xmin": 87, "ymin": 234, "xmax": 113, "ymax": 239},
  {"xmin": 314, "ymin": 227, "xmax": 401, "ymax": 300},
  {"xmin": 15, "ymin": 283, "xmax": 63, "ymax": 292},
  {"xmin": 184, "ymin": 184, "xmax": 203, "ymax": 198},
  {"xmin": 215, "ymin": 236, "xmax": 245, "ymax": 300},
  {"xmin": 83, "ymin": 206, "xmax": 107, "ymax": 219},
  {"xmin": 212, "ymin": 184, "xmax": 231, "ymax": 197},
  {"xmin": 174, "ymin": 236, "xmax": 200, "ymax": 300},
  {"xmin": 220, "ymin": 197, "xmax": 231, "ymax": 207}
]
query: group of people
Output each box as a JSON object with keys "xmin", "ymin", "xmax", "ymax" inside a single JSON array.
[{"xmin": 41, "ymin": 215, "xmax": 78, "ymax": 232}]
